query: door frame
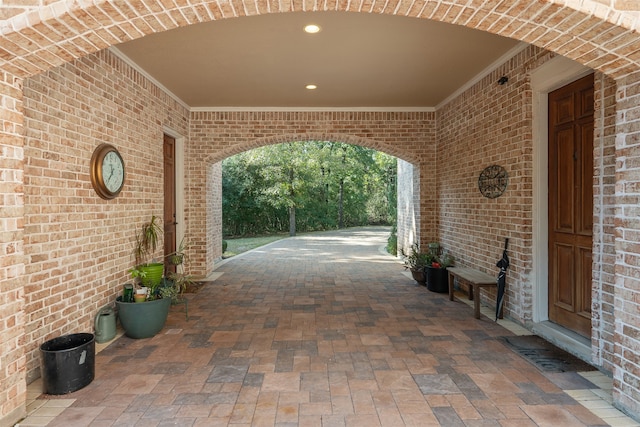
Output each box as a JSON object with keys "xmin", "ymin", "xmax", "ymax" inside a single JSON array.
[
  {"xmin": 163, "ymin": 127, "xmax": 186, "ymax": 251},
  {"xmin": 531, "ymin": 56, "xmax": 592, "ymax": 324}
]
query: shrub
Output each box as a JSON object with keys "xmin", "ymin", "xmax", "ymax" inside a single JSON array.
[{"xmin": 386, "ymin": 229, "xmax": 397, "ymax": 256}]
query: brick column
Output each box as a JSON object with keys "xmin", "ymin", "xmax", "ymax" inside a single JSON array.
[
  {"xmin": 0, "ymin": 73, "xmax": 26, "ymax": 425},
  {"xmin": 612, "ymin": 71, "xmax": 640, "ymax": 417}
]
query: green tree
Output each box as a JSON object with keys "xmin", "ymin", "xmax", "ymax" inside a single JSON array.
[{"xmin": 222, "ymin": 141, "xmax": 397, "ymax": 237}]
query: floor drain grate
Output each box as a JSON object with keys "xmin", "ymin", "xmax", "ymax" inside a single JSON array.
[{"xmin": 500, "ymin": 335, "xmax": 596, "ymax": 373}]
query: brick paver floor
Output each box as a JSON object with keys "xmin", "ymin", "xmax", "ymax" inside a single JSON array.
[{"xmin": 38, "ymin": 227, "xmax": 608, "ymax": 426}]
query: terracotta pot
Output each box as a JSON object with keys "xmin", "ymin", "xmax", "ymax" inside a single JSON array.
[{"xmin": 410, "ymin": 268, "xmax": 426, "ymax": 285}]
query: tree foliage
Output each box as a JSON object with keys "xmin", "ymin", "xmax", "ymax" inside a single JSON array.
[{"xmin": 222, "ymin": 141, "xmax": 397, "ymax": 237}]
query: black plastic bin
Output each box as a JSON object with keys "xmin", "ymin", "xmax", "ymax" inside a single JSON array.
[{"xmin": 40, "ymin": 333, "xmax": 95, "ymax": 395}]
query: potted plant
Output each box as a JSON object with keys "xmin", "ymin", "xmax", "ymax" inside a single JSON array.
[
  {"xmin": 424, "ymin": 242, "xmax": 455, "ymax": 293},
  {"xmin": 134, "ymin": 215, "xmax": 164, "ymax": 288},
  {"xmin": 166, "ymin": 236, "xmax": 188, "ymax": 267},
  {"xmin": 164, "ymin": 238, "xmax": 195, "ymax": 320},
  {"xmin": 402, "ymin": 243, "xmax": 433, "ymax": 285},
  {"xmin": 115, "ymin": 216, "xmax": 173, "ymax": 339}
]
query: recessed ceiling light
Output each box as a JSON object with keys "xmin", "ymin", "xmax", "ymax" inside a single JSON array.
[
  {"xmin": 306, "ymin": 84, "xmax": 317, "ymax": 90},
  {"xmin": 304, "ymin": 24, "xmax": 321, "ymax": 34}
]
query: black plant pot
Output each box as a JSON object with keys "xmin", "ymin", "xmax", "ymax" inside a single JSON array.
[{"xmin": 425, "ymin": 266, "xmax": 448, "ymax": 293}]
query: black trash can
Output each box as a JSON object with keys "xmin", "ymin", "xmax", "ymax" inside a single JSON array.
[{"xmin": 40, "ymin": 333, "xmax": 95, "ymax": 395}]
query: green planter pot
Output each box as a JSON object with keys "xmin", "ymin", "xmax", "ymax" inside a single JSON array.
[
  {"xmin": 115, "ymin": 296, "xmax": 171, "ymax": 339},
  {"xmin": 138, "ymin": 263, "xmax": 164, "ymax": 287}
]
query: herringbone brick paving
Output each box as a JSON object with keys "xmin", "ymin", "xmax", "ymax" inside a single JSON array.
[{"xmin": 42, "ymin": 227, "xmax": 606, "ymax": 426}]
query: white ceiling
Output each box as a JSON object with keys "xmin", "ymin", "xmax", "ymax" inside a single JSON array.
[{"xmin": 114, "ymin": 11, "xmax": 522, "ymax": 109}]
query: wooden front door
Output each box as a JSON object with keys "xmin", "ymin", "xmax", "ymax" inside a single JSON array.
[
  {"xmin": 163, "ymin": 134, "xmax": 177, "ymax": 274},
  {"xmin": 548, "ymin": 73, "xmax": 594, "ymax": 338}
]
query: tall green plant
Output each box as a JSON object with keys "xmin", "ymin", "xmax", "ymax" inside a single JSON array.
[{"xmin": 134, "ymin": 215, "xmax": 163, "ymax": 266}]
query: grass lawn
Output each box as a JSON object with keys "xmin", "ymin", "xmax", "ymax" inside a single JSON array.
[{"xmin": 223, "ymin": 234, "xmax": 288, "ymax": 258}]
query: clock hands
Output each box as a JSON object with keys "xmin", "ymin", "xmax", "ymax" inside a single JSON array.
[{"xmin": 107, "ymin": 165, "xmax": 114, "ymax": 185}]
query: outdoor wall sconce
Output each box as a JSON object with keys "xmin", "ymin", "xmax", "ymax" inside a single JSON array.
[{"xmin": 498, "ymin": 76, "xmax": 509, "ymax": 85}]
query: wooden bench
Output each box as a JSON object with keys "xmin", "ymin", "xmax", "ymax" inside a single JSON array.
[{"xmin": 448, "ymin": 266, "xmax": 502, "ymax": 319}]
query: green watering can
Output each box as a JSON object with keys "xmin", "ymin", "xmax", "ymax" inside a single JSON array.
[{"xmin": 94, "ymin": 304, "xmax": 116, "ymax": 343}]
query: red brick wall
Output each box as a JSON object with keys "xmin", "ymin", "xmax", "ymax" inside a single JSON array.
[
  {"xmin": 188, "ymin": 111, "xmax": 437, "ymax": 269},
  {"xmin": 592, "ymin": 72, "xmax": 618, "ymax": 374},
  {"xmin": 612, "ymin": 71, "xmax": 640, "ymax": 417},
  {"xmin": 22, "ymin": 50, "xmax": 189, "ymax": 382},
  {"xmin": 436, "ymin": 44, "xmax": 621, "ymax": 393},
  {"xmin": 0, "ymin": 72, "xmax": 26, "ymax": 423},
  {"xmin": 436, "ymin": 46, "xmax": 546, "ymax": 322}
]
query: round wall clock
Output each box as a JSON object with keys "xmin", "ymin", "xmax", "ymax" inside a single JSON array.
[
  {"xmin": 478, "ymin": 165, "xmax": 508, "ymax": 199},
  {"xmin": 90, "ymin": 143, "xmax": 125, "ymax": 200}
]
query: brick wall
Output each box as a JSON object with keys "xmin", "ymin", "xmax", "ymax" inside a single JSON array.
[
  {"xmin": 612, "ymin": 71, "xmax": 640, "ymax": 418},
  {"xmin": 593, "ymin": 72, "xmax": 618, "ymax": 373},
  {"xmin": 0, "ymin": 72, "xmax": 26, "ymax": 424},
  {"xmin": 436, "ymin": 46, "xmax": 545, "ymax": 323},
  {"xmin": 22, "ymin": 49, "xmax": 189, "ymax": 383},
  {"xmin": 435, "ymin": 44, "xmax": 619, "ymax": 382},
  {"xmin": 396, "ymin": 159, "xmax": 418, "ymax": 255},
  {"xmin": 188, "ymin": 112, "xmax": 437, "ymax": 268}
]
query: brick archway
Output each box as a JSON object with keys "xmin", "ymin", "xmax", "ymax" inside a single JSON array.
[
  {"xmin": 189, "ymin": 111, "xmax": 435, "ymax": 273},
  {"xmin": 202, "ymin": 131, "xmax": 420, "ymax": 273},
  {"xmin": 205, "ymin": 132, "xmax": 420, "ymax": 165},
  {"xmin": 1, "ymin": 1, "xmax": 638, "ymax": 80}
]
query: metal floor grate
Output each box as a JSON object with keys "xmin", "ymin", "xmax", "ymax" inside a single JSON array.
[{"xmin": 501, "ymin": 335, "xmax": 597, "ymax": 373}]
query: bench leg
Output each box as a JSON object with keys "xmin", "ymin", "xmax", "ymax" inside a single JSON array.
[
  {"xmin": 474, "ymin": 284, "xmax": 481, "ymax": 319},
  {"xmin": 448, "ymin": 272, "xmax": 455, "ymax": 301}
]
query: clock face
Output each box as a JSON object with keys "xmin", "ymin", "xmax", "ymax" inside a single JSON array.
[
  {"xmin": 90, "ymin": 144, "xmax": 125, "ymax": 199},
  {"xmin": 103, "ymin": 151, "xmax": 125, "ymax": 193}
]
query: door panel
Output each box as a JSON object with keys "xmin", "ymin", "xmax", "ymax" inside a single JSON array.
[
  {"xmin": 548, "ymin": 73, "xmax": 594, "ymax": 338},
  {"xmin": 554, "ymin": 127, "xmax": 575, "ymax": 232},
  {"xmin": 552, "ymin": 243, "xmax": 574, "ymax": 309},
  {"xmin": 163, "ymin": 134, "xmax": 176, "ymax": 274},
  {"xmin": 578, "ymin": 122, "xmax": 594, "ymax": 236},
  {"xmin": 578, "ymin": 246, "xmax": 593, "ymax": 320}
]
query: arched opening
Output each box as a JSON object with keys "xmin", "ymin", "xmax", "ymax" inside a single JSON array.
[
  {"xmin": 200, "ymin": 130, "xmax": 426, "ymax": 270},
  {"xmin": 220, "ymin": 140, "xmax": 398, "ymax": 238}
]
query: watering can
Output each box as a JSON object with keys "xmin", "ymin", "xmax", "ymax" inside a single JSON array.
[{"xmin": 94, "ymin": 304, "xmax": 116, "ymax": 343}]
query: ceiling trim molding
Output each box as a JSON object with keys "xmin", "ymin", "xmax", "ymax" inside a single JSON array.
[
  {"xmin": 109, "ymin": 46, "xmax": 191, "ymax": 112},
  {"xmin": 190, "ymin": 106, "xmax": 437, "ymax": 112},
  {"xmin": 435, "ymin": 42, "xmax": 530, "ymax": 110}
]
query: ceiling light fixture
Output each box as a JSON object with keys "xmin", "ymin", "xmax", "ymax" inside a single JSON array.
[
  {"xmin": 304, "ymin": 24, "xmax": 321, "ymax": 34},
  {"xmin": 305, "ymin": 84, "xmax": 317, "ymax": 90}
]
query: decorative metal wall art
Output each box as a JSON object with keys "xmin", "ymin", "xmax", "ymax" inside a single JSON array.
[{"xmin": 478, "ymin": 165, "xmax": 508, "ymax": 199}]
